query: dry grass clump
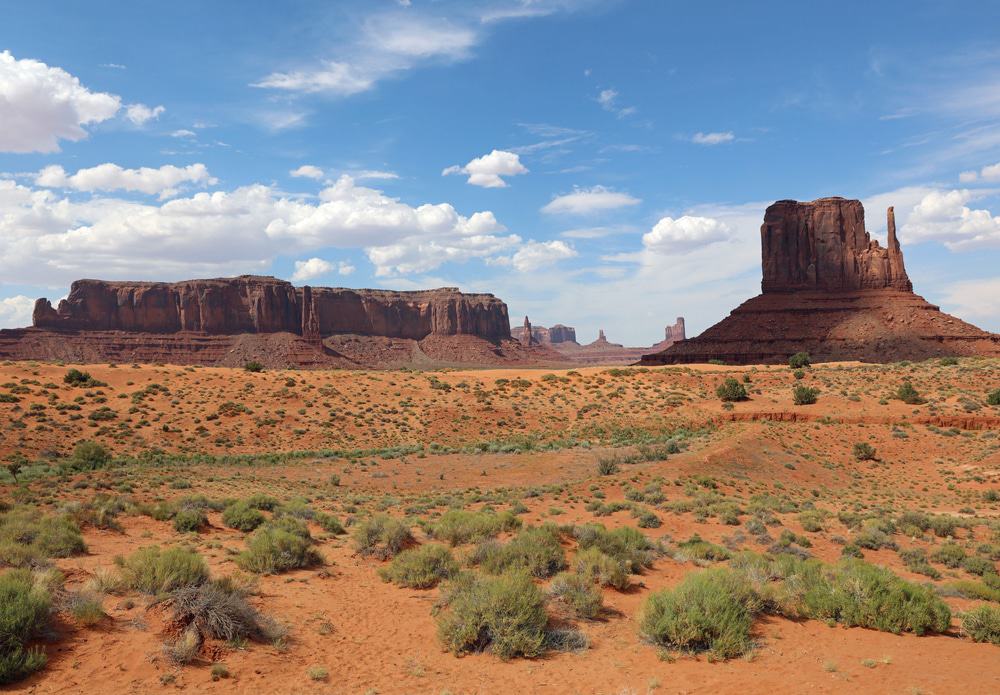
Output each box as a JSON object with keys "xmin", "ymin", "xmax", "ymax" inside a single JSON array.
[
  {"xmin": 352, "ymin": 514, "xmax": 413, "ymax": 560},
  {"xmin": 379, "ymin": 544, "xmax": 459, "ymax": 589}
]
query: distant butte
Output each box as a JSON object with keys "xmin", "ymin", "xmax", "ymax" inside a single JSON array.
[
  {"xmin": 513, "ymin": 317, "xmax": 686, "ymax": 365},
  {"xmin": 0, "ymin": 276, "xmax": 552, "ymax": 369},
  {"xmin": 642, "ymin": 197, "xmax": 1000, "ymax": 365}
]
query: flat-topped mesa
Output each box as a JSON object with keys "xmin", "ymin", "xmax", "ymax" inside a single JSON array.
[
  {"xmin": 761, "ymin": 197, "xmax": 911, "ymax": 293},
  {"xmin": 32, "ymin": 276, "xmax": 511, "ymax": 341}
]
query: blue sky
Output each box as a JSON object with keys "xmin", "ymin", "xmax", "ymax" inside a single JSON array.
[{"xmin": 1, "ymin": 0, "xmax": 999, "ymax": 343}]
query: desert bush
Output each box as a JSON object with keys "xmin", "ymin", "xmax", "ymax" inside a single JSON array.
[
  {"xmin": 961, "ymin": 605, "xmax": 1000, "ymax": 644},
  {"xmin": 65, "ymin": 590, "xmax": 105, "ymax": 626},
  {"xmin": 898, "ymin": 549, "xmax": 941, "ymax": 579},
  {"xmin": 237, "ymin": 523, "xmax": 322, "ymax": 574},
  {"xmin": 0, "ymin": 569, "xmax": 51, "ymax": 684},
  {"xmin": 716, "ymin": 378, "xmax": 748, "ymax": 402},
  {"xmin": 674, "ymin": 534, "xmax": 731, "ymax": 563},
  {"xmin": 476, "ymin": 526, "xmax": 566, "ymax": 579},
  {"xmin": 68, "ymin": 441, "xmax": 111, "ymax": 470},
  {"xmin": 783, "ymin": 559, "xmax": 950, "ymax": 635},
  {"xmin": 798, "ymin": 510, "xmax": 826, "ymax": 533},
  {"xmin": 171, "ymin": 579, "xmax": 278, "ymax": 642},
  {"xmin": 243, "ymin": 361, "xmax": 264, "ymax": 373},
  {"xmin": 63, "ymin": 369, "xmax": 105, "ymax": 388},
  {"xmin": 315, "ymin": 513, "xmax": 345, "ymax": 535},
  {"xmin": 173, "ymin": 507, "xmax": 208, "ymax": 533},
  {"xmin": 852, "ymin": 442, "xmax": 877, "ymax": 461},
  {"xmin": 222, "ymin": 502, "xmax": 265, "ymax": 532},
  {"xmin": 852, "ymin": 521, "xmax": 897, "ymax": 551},
  {"xmin": 245, "ymin": 493, "xmax": 278, "ymax": 511},
  {"xmin": 896, "ymin": 381, "xmax": 923, "ymax": 405},
  {"xmin": 596, "ymin": 457, "xmax": 619, "ymax": 476},
  {"xmin": 640, "ymin": 567, "xmax": 759, "ymax": 659},
  {"xmin": 429, "ymin": 510, "xmax": 520, "ymax": 546},
  {"xmin": 792, "ymin": 385, "xmax": 819, "ymax": 405},
  {"xmin": 987, "ymin": 388, "xmax": 1000, "ymax": 406},
  {"xmin": 120, "ymin": 546, "xmax": 209, "ymax": 594},
  {"xmin": 574, "ymin": 524, "xmax": 657, "ymax": 573},
  {"xmin": 788, "ymin": 352, "xmax": 811, "ymax": 369},
  {"xmin": 0, "ymin": 507, "xmax": 85, "ymax": 566},
  {"xmin": 575, "ymin": 547, "xmax": 629, "ymax": 590},
  {"xmin": 931, "ymin": 543, "xmax": 966, "ymax": 568},
  {"xmin": 548, "ymin": 572, "xmax": 602, "ymax": 619},
  {"xmin": 352, "ymin": 515, "xmax": 413, "ymax": 560},
  {"xmin": 436, "ymin": 572, "xmax": 547, "ymax": 659},
  {"xmin": 379, "ymin": 544, "xmax": 458, "ymax": 589}
]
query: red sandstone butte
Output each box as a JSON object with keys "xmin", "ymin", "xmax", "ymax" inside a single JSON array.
[
  {"xmin": 0, "ymin": 276, "xmax": 546, "ymax": 368},
  {"xmin": 642, "ymin": 197, "xmax": 1000, "ymax": 365}
]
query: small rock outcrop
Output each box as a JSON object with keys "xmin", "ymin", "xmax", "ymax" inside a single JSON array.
[{"xmin": 642, "ymin": 197, "xmax": 999, "ymax": 365}]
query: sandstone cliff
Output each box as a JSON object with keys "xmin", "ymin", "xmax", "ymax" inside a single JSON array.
[
  {"xmin": 32, "ymin": 276, "xmax": 511, "ymax": 341},
  {"xmin": 643, "ymin": 198, "xmax": 999, "ymax": 365},
  {"xmin": 3, "ymin": 276, "xmax": 530, "ymax": 369}
]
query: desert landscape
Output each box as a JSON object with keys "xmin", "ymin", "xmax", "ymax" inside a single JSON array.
[
  {"xmin": 0, "ymin": 356, "xmax": 999, "ymax": 694},
  {"xmin": 3, "ymin": 3, "xmax": 1000, "ymax": 694}
]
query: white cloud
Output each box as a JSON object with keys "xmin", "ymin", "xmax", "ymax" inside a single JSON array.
[
  {"xmin": 979, "ymin": 162, "xmax": 1000, "ymax": 181},
  {"xmin": 290, "ymin": 165, "xmax": 324, "ymax": 179},
  {"xmin": 0, "ymin": 174, "xmax": 519, "ymax": 284},
  {"xmin": 510, "ymin": 240, "xmax": 577, "ymax": 271},
  {"xmin": 902, "ymin": 189, "xmax": 1000, "ymax": 249},
  {"xmin": 354, "ymin": 170, "xmax": 399, "ymax": 181},
  {"xmin": 125, "ymin": 103, "xmax": 165, "ymax": 126},
  {"xmin": 254, "ymin": 14, "xmax": 476, "ymax": 95},
  {"xmin": 0, "ymin": 50, "xmax": 121, "ymax": 153},
  {"xmin": 596, "ymin": 87, "xmax": 636, "ymax": 118},
  {"xmin": 34, "ymin": 163, "xmax": 216, "ymax": 198},
  {"xmin": 938, "ymin": 277, "xmax": 1000, "ymax": 331},
  {"xmin": 642, "ymin": 216, "xmax": 731, "ymax": 254},
  {"xmin": 691, "ymin": 131, "xmax": 735, "ymax": 145},
  {"xmin": 170, "ymin": 129, "xmax": 196, "ymax": 138},
  {"xmin": 959, "ymin": 170, "xmax": 978, "ymax": 183},
  {"xmin": 541, "ymin": 185, "xmax": 640, "ymax": 215},
  {"xmin": 443, "ymin": 149, "xmax": 527, "ymax": 188},
  {"xmin": 0, "ymin": 295, "xmax": 34, "ymax": 329},
  {"xmin": 291, "ymin": 257, "xmax": 334, "ymax": 281}
]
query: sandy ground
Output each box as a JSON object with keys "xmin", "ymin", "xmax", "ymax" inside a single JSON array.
[{"xmin": 1, "ymin": 357, "xmax": 998, "ymax": 694}]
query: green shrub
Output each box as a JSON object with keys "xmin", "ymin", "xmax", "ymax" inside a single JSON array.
[
  {"xmin": 931, "ymin": 543, "xmax": 966, "ymax": 568},
  {"xmin": 0, "ymin": 569, "xmax": 51, "ymax": 684},
  {"xmin": 379, "ymin": 544, "xmax": 458, "ymax": 589},
  {"xmin": 575, "ymin": 547, "xmax": 629, "ymax": 590},
  {"xmin": 315, "ymin": 513, "xmax": 345, "ymax": 535},
  {"xmin": 245, "ymin": 493, "xmax": 278, "ymax": 511},
  {"xmin": 430, "ymin": 510, "xmax": 520, "ymax": 546},
  {"xmin": 476, "ymin": 526, "xmax": 566, "ymax": 579},
  {"xmin": 798, "ymin": 510, "xmax": 826, "ymax": 533},
  {"xmin": 716, "ymin": 378, "xmax": 748, "ymax": 402},
  {"xmin": 640, "ymin": 567, "xmax": 759, "ymax": 659},
  {"xmin": 63, "ymin": 369, "xmax": 105, "ymax": 388},
  {"xmin": 961, "ymin": 605, "xmax": 1000, "ymax": 644},
  {"xmin": 120, "ymin": 546, "xmax": 209, "ymax": 594},
  {"xmin": 68, "ymin": 441, "xmax": 111, "ymax": 470},
  {"xmin": 352, "ymin": 515, "xmax": 413, "ymax": 560},
  {"xmin": 549, "ymin": 572, "xmax": 602, "ymax": 619},
  {"xmin": 896, "ymin": 381, "xmax": 923, "ymax": 405},
  {"xmin": 788, "ymin": 352, "xmax": 811, "ymax": 369},
  {"xmin": 675, "ymin": 534, "xmax": 731, "ymax": 563},
  {"xmin": 243, "ymin": 361, "xmax": 264, "ymax": 373},
  {"xmin": 787, "ymin": 559, "xmax": 950, "ymax": 635},
  {"xmin": 173, "ymin": 507, "xmax": 208, "ymax": 533},
  {"xmin": 574, "ymin": 524, "xmax": 657, "ymax": 573},
  {"xmin": 436, "ymin": 572, "xmax": 547, "ymax": 659},
  {"xmin": 237, "ymin": 524, "xmax": 323, "ymax": 574},
  {"xmin": 792, "ymin": 385, "xmax": 819, "ymax": 405},
  {"xmin": 66, "ymin": 591, "xmax": 105, "ymax": 626},
  {"xmin": 898, "ymin": 549, "xmax": 941, "ymax": 579},
  {"xmin": 0, "ymin": 508, "xmax": 85, "ymax": 566},
  {"xmin": 852, "ymin": 442, "xmax": 877, "ymax": 461},
  {"xmin": 596, "ymin": 458, "xmax": 619, "ymax": 476},
  {"xmin": 987, "ymin": 388, "xmax": 1000, "ymax": 407},
  {"xmin": 222, "ymin": 502, "xmax": 265, "ymax": 532}
]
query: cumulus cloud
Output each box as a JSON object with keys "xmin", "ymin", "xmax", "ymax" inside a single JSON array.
[
  {"xmin": 0, "ymin": 295, "xmax": 34, "ymax": 329},
  {"xmin": 510, "ymin": 240, "xmax": 577, "ymax": 271},
  {"xmin": 124, "ymin": 103, "xmax": 165, "ymax": 126},
  {"xmin": 34, "ymin": 163, "xmax": 216, "ymax": 198},
  {"xmin": 691, "ymin": 131, "xmax": 735, "ymax": 145},
  {"xmin": 290, "ymin": 165, "xmax": 324, "ymax": 179},
  {"xmin": 959, "ymin": 161, "xmax": 1000, "ymax": 183},
  {"xmin": 291, "ymin": 257, "xmax": 332, "ymax": 281},
  {"xmin": 642, "ymin": 215, "xmax": 732, "ymax": 254},
  {"xmin": 0, "ymin": 50, "xmax": 121, "ymax": 153},
  {"xmin": 902, "ymin": 189, "xmax": 1000, "ymax": 250},
  {"xmin": 0, "ymin": 174, "xmax": 519, "ymax": 284},
  {"xmin": 541, "ymin": 186, "xmax": 640, "ymax": 215},
  {"xmin": 443, "ymin": 149, "xmax": 527, "ymax": 188},
  {"xmin": 938, "ymin": 277, "xmax": 1000, "ymax": 331}
]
